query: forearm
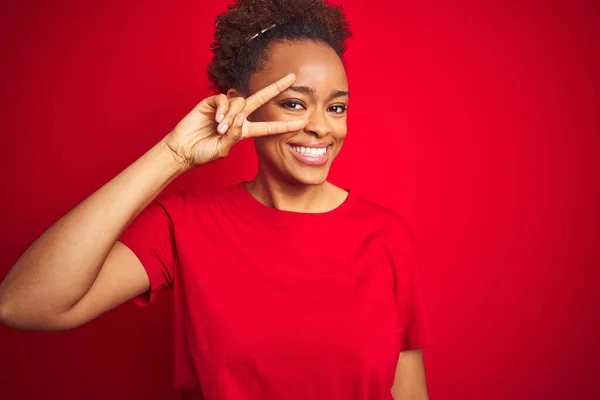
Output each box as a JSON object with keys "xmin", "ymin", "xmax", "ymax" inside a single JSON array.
[
  {"xmin": 0, "ymin": 139, "xmax": 185, "ymax": 317},
  {"xmin": 391, "ymin": 349, "xmax": 430, "ymax": 400},
  {"xmin": 392, "ymin": 388, "xmax": 429, "ymax": 400}
]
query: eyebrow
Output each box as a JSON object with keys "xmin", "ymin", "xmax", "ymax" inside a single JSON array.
[
  {"xmin": 328, "ymin": 90, "xmax": 350, "ymax": 101},
  {"xmin": 285, "ymin": 86, "xmax": 350, "ymax": 101}
]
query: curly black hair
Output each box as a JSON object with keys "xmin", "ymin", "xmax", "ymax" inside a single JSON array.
[{"xmin": 207, "ymin": 0, "xmax": 351, "ymax": 95}]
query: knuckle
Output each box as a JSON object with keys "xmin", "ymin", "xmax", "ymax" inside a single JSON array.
[
  {"xmin": 231, "ymin": 97, "xmax": 246, "ymax": 110},
  {"xmin": 218, "ymin": 144, "xmax": 231, "ymax": 158},
  {"xmin": 241, "ymin": 124, "xmax": 249, "ymax": 138},
  {"xmin": 234, "ymin": 97, "xmax": 246, "ymax": 109},
  {"xmin": 256, "ymin": 94, "xmax": 268, "ymax": 105},
  {"xmin": 197, "ymin": 98, "xmax": 210, "ymax": 111}
]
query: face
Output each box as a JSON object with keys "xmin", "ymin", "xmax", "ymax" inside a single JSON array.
[{"xmin": 245, "ymin": 40, "xmax": 349, "ymax": 186}]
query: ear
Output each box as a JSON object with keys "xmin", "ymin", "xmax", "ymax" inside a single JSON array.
[{"xmin": 226, "ymin": 88, "xmax": 244, "ymax": 99}]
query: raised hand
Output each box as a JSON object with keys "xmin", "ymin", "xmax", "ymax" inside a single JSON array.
[{"xmin": 162, "ymin": 73, "xmax": 306, "ymax": 170}]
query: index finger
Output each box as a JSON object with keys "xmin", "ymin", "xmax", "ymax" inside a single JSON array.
[{"xmin": 243, "ymin": 73, "xmax": 296, "ymax": 115}]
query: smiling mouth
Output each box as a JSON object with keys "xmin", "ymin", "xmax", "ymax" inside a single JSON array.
[{"xmin": 287, "ymin": 144, "xmax": 331, "ymax": 166}]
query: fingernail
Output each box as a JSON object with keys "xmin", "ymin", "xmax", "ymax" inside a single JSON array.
[
  {"xmin": 217, "ymin": 113, "xmax": 224, "ymax": 123},
  {"xmin": 218, "ymin": 124, "xmax": 228, "ymax": 134},
  {"xmin": 235, "ymin": 114, "xmax": 245, "ymax": 126}
]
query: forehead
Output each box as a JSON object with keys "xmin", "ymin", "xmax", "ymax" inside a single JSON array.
[{"xmin": 249, "ymin": 40, "xmax": 348, "ymax": 94}]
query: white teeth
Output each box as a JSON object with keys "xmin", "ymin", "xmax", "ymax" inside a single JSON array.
[{"xmin": 292, "ymin": 146, "xmax": 327, "ymax": 156}]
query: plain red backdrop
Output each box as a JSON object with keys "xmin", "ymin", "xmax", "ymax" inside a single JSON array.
[{"xmin": 0, "ymin": 0, "xmax": 598, "ymax": 399}]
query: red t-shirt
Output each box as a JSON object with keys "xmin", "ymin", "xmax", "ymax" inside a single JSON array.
[{"xmin": 119, "ymin": 182, "xmax": 434, "ymax": 399}]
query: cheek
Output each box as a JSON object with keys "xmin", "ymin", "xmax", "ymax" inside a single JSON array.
[
  {"xmin": 248, "ymin": 108, "xmax": 264, "ymax": 123},
  {"xmin": 333, "ymin": 120, "xmax": 348, "ymax": 140},
  {"xmin": 248, "ymin": 103, "xmax": 282, "ymax": 123},
  {"xmin": 254, "ymin": 136, "xmax": 288, "ymax": 159}
]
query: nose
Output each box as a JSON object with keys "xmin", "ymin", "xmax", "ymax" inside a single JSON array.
[{"xmin": 304, "ymin": 109, "xmax": 332, "ymax": 138}]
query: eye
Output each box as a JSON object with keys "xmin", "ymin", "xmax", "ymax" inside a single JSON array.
[
  {"xmin": 328, "ymin": 104, "xmax": 347, "ymax": 115},
  {"xmin": 280, "ymin": 100, "xmax": 306, "ymax": 111}
]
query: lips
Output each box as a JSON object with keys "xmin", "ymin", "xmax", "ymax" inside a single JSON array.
[{"xmin": 287, "ymin": 142, "xmax": 331, "ymax": 148}]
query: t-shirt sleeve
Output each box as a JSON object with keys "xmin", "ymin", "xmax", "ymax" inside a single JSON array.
[
  {"xmin": 393, "ymin": 221, "xmax": 436, "ymax": 351},
  {"xmin": 118, "ymin": 191, "xmax": 185, "ymax": 306}
]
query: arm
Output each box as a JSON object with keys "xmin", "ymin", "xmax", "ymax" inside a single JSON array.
[
  {"xmin": 0, "ymin": 140, "xmax": 186, "ymax": 331},
  {"xmin": 391, "ymin": 349, "xmax": 429, "ymax": 400},
  {"xmin": 0, "ymin": 74, "xmax": 306, "ymax": 332}
]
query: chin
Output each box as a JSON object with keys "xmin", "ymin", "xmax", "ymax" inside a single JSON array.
[
  {"xmin": 286, "ymin": 168, "xmax": 330, "ymax": 186},
  {"xmin": 257, "ymin": 145, "xmax": 338, "ymax": 186}
]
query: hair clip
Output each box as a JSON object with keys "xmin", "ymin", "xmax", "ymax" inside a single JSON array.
[{"xmin": 246, "ymin": 24, "xmax": 277, "ymax": 43}]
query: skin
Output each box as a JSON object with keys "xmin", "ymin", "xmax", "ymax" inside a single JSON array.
[
  {"xmin": 0, "ymin": 36, "xmax": 429, "ymax": 399},
  {"xmin": 392, "ymin": 349, "xmax": 430, "ymax": 400},
  {"xmin": 0, "ymin": 74, "xmax": 305, "ymax": 332},
  {"xmin": 229, "ymin": 41, "xmax": 351, "ymax": 213}
]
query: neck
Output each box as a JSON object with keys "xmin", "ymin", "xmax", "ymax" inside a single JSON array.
[{"xmin": 246, "ymin": 170, "xmax": 343, "ymax": 213}]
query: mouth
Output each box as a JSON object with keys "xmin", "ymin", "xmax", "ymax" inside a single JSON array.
[{"xmin": 287, "ymin": 143, "xmax": 331, "ymax": 166}]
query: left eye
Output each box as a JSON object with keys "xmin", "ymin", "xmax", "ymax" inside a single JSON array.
[
  {"xmin": 282, "ymin": 101, "xmax": 305, "ymax": 110},
  {"xmin": 329, "ymin": 105, "xmax": 347, "ymax": 114}
]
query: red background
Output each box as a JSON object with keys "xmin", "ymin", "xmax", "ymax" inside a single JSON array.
[{"xmin": 1, "ymin": 0, "xmax": 599, "ymax": 399}]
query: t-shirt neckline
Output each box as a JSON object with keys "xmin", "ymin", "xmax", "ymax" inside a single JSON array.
[{"xmin": 231, "ymin": 181, "xmax": 358, "ymax": 227}]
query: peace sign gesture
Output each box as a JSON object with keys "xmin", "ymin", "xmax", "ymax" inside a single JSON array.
[{"xmin": 162, "ymin": 74, "xmax": 306, "ymax": 170}]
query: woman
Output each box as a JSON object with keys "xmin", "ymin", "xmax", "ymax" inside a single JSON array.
[{"xmin": 0, "ymin": 0, "xmax": 434, "ymax": 399}]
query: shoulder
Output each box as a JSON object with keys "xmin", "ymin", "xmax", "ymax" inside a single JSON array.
[
  {"xmin": 350, "ymin": 193, "xmax": 416, "ymax": 246},
  {"xmin": 153, "ymin": 183, "xmax": 242, "ymax": 220}
]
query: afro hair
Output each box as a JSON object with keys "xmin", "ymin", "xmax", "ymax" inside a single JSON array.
[{"xmin": 207, "ymin": 0, "xmax": 351, "ymax": 94}]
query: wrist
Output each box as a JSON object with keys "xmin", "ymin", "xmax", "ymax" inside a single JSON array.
[{"xmin": 157, "ymin": 138, "xmax": 191, "ymax": 177}]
